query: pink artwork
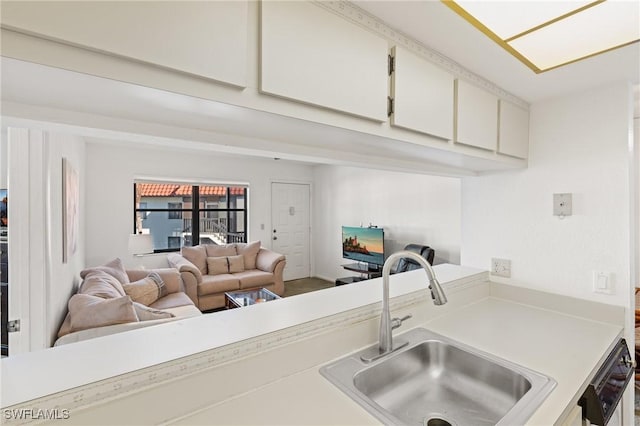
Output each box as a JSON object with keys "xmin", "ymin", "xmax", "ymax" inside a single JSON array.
[{"xmin": 62, "ymin": 158, "xmax": 79, "ymax": 263}]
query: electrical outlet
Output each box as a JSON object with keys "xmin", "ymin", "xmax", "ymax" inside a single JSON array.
[{"xmin": 491, "ymin": 258, "xmax": 511, "ymax": 278}]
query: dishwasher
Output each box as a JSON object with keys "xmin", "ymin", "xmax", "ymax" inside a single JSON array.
[{"xmin": 579, "ymin": 338, "xmax": 634, "ymax": 426}]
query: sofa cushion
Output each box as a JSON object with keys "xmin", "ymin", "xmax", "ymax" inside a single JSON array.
[
  {"xmin": 234, "ymin": 270, "xmax": 275, "ymax": 289},
  {"xmin": 80, "ymin": 257, "xmax": 130, "ymax": 284},
  {"xmin": 205, "ymin": 244, "xmax": 236, "ymax": 258},
  {"xmin": 227, "ymin": 255, "xmax": 245, "ymax": 273},
  {"xmin": 207, "ymin": 256, "xmax": 229, "ymax": 275},
  {"xmin": 79, "ymin": 270, "xmax": 126, "ymax": 298},
  {"xmin": 57, "ymin": 313, "xmax": 72, "ymax": 338},
  {"xmin": 182, "ymin": 246, "xmax": 208, "ymax": 275},
  {"xmin": 149, "ymin": 292, "xmax": 196, "ymax": 310},
  {"xmin": 133, "ymin": 302, "xmax": 175, "ymax": 321},
  {"xmin": 162, "ymin": 304, "xmax": 203, "ymax": 319},
  {"xmin": 198, "ymin": 274, "xmax": 240, "ymax": 295},
  {"xmin": 236, "ymin": 241, "xmax": 261, "ymax": 270},
  {"xmin": 122, "ymin": 272, "xmax": 168, "ymax": 306},
  {"xmin": 68, "ymin": 294, "xmax": 138, "ymax": 333}
]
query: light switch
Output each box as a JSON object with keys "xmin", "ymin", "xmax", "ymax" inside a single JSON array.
[{"xmin": 593, "ymin": 271, "xmax": 613, "ymax": 294}]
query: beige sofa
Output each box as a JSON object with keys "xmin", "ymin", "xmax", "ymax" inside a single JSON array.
[
  {"xmin": 55, "ymin": 259, "xmax": 201, "ymax": 346},
  {"xmin": 167, "ymin": 241, "xmax": 286, "ymax": 311}
]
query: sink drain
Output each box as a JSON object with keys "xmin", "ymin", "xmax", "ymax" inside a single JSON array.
[{"xmin": 425, "ymin": 418, "xmax": 452, "ymax": 426}]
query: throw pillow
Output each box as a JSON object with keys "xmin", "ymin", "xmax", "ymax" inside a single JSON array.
[
  {"xmin": 181, "ymin": 245, "xmax": 207, "ymax": 275},
  {"xmin": 207, "ymin": 256, "xmax": 229, "ymax": 275},
  {"xmin": 68, "ymin": 294, "xmax": 138, "ymax": 333},
  {"xmin": 79, "ymin": 270, "xmax": 126, "ymax": 298},
  {"xmin": 122, "ymin": 272, "xmax": 168, "ymax": 306},
  {"xmin": 236, "ymin": 241, "xmax": 261, "ymax": 270},
  {"xmin": 204, "ymin": 244, "xmax": 236, "ymax": 258},
  {"xmin": 80, "ymin": 257, "xmax": 130, "ymax": 284},
  {"xmin": 133, "ymin": 302, "xmax": 175, "ymax": 321},
  {"xmin": 227, "ymin": 255, "xmax": 245, "ymax": 273}
]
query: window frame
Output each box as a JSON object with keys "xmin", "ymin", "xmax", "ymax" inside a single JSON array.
[
  {"xmin": 133, "ymin": 183, "xmax": 248, "ymax": 253},
  {"xmin": 167, "ymin": 202, "xmax": 183, "ymax": 220}
]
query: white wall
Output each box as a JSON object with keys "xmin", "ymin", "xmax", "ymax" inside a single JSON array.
[
  {"xmin": 462, "ymin": 83, "xmax": 632, "ymax": 306},
  {"xmin": 4, "ymin": 128, "xmax": 86, "ymax": 350},
  {"xmin": 313, "ymin": 165, "xmax": 461, "ymax": 281},
  {"xmin": 84, "ymin": 142, "xmax": 313, "ymax": 269},
  {"xmin": 45, "ymin": 133, "xmax": 86, "ymax": 347}
]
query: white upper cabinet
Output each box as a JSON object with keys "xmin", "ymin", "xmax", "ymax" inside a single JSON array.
[
  {"xmin": 390, "ymin": 46, "xmax": 454, "ymax": 140},
  {"xmin": 499, "ymin": 100, "xmax": 529, "ymax": 159},
  {"xmin": 455, "ymin": 80, "xmax": 498, "ymax": 151},
  {"xmin": 1, "ymin": 1, "xmax": 249, "ymax": 88},
  {"xmin": 260, "ymin": 1, "xmax": 388, "ymax": 122}
]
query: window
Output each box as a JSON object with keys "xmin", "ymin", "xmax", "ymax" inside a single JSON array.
[
  {"xmin": 139, "ymin": 202, "xmax": 149, "ymax": 219},
  {"xmin": 134, "ymin": 182, "xmax": 248, "ymax": 252},
  {"xmin": 168, "ymin": 202, "xmax": 183, "ymax": 219},
  {"xmin": 167, "ymin": 236, "xmax": 181, "ymax": 249}
]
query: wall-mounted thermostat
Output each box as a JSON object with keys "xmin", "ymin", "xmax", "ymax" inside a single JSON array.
[{"xmin": 553, "ymin": 193, "xmax": 572, "ymax": 218}]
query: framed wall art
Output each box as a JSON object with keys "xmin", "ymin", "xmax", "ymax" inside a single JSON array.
[{"xmin": 62, "ymin": 158, "xmax": 79, "ymax": 263}]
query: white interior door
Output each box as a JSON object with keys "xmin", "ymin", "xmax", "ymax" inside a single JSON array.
[{"xmin": 271, "ymin": 182, "xmax": 310, "ymax": 281}]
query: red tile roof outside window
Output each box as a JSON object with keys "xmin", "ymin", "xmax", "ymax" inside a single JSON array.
[{"xmin": 137, "ymin": 183, "xmax": 245, "ymax": 197}]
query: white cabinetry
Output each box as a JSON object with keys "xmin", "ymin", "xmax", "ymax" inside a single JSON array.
[
  {"xmin": 260, "ymin": 1, "xmax": 388, "ymax": 121},
  {"xmin": 455, "ymin": 80, "xmax": 499, "ymax": 151},
  {"xmin": 499, "ymin": 100, "xmax": 529, "ymax": 158},
  {"xmin": 390, "ymin": 46, "xmax": 454, "ymax": 140},
  {"xmin": 558, "ymin": 405, "xmax": 582, "ymax": 426},
  {"xmin": 1, "ymin": 1, "xmax": 249, "ymax": 88}
]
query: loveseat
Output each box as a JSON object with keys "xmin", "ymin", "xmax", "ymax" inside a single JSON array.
[
  {"xmin": 55, "ymin": 258, "xmax": 202, "ymax": 346},
  {"xmin": 167, "ymin": 241, "xmax": 286, "ymax": 311}
]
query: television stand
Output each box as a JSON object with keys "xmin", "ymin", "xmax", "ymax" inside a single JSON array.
[
  {"xmin": 335, "ymin": 263, "xmax": 382, "ymax": 286},
  {"xmin": 335, "ymin": 276, "xmax": 365, "ymax": 286}
]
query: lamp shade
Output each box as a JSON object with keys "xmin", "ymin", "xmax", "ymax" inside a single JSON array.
[{"xmin": 128, "ymin": 233, "xmax": 154, "ymax": 255}]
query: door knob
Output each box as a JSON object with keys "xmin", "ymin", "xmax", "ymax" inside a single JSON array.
[{"xmin": 273, "ymin": 236, "xmax": 278, "ymax": 240}]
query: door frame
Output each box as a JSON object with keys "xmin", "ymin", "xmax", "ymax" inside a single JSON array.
[
  {"xmin": 270, "ymin": 180, "xmax": 313, "ymax": 279},
  {"xmin": 6, "ymin": 128, "xmax": 48, "ymax": 355}
]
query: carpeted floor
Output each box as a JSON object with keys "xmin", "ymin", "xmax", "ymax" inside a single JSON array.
[{"xmin": 283, "ymin": 277, "xmax": 334, "ymax": 297}]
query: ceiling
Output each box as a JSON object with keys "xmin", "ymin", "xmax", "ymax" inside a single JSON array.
[
  {"xmin": 353, "ymin": 1, "xmax": 639, "ymax": 106},
  {"xmin": 1, "ymin": 0, "xmax": 638, "ymax": 174}
]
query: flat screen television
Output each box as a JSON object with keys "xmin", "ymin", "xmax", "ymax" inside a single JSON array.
[{"xmin": 342, "ymin": 226, "xmax": 384, "ymax": 268}]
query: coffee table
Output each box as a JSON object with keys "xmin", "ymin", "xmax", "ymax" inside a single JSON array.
[{"xmin": 224, "ymin": 288, "xmax": 281, "ymax": 309}]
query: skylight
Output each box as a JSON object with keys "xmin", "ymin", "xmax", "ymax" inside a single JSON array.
[{"xmin": 443, "ymin": 0, "xmax": 640, "ymax": 73}]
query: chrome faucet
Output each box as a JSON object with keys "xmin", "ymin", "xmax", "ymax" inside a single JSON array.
[{"xmin": 363, "ymin": 250, "xmax": 447, "ymax": 362}]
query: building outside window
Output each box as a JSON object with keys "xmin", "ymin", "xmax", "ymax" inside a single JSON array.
[
  {"xmin": 167, "ymin": 202, "xmax": 183, "ymax": 220},
  {"xmin": 134, "ymin": 182, "xmax": 248, "ymax": 252}
]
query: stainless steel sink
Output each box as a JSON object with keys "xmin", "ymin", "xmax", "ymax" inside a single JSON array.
[{"xmin": 320, "ymin": 328, "xmax": 556, "ymax": 426}]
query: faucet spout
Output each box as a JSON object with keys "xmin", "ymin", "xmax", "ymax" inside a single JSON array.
[{"xmin": 378, "ymin": 250, "xmax": 447, "ymax": 355}]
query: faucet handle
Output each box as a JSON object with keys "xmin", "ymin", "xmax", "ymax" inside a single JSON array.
[{"xmin": 391, "ymin": 314, "xmax": 412, "ymax": 330}]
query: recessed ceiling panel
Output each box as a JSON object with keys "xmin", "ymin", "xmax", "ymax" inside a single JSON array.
[
  {"xmin": 456, "ymin": 0, "xmax": 592, "ymax": 40},
  {"xmin": 509, "ymin": 0, "xmax": 640, "ymax": 70},
  {"xmin": 444, "ymin": 0, "xmax": 640, "ymax": 73}
]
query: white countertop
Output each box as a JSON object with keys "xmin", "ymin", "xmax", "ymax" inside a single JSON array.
[
  {"xmin": 0, "ymin": 264, "xmax": 484, "ymax": 407},
  {"xmin": 169, "ymin": 296, "xmax": 622, "ymax": 426},
  {"xmin": 2, "ymin": 264, "xmax": 625, "ymax": 426}
]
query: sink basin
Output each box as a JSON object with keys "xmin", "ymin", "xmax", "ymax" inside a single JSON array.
[{"xmin": 320, "ymin": 328, "xmax": 556, "ymax": 425}]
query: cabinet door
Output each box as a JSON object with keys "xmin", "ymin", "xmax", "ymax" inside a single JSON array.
[
  {"xmin": 456, "ymin": 80, "xmax": 498, "ymax": 151},
  {"xmin": 499, "ymin": 100, "xmax": 529, "ymax": 159},
  {"xmin": 260, "ymin": 1, "xmax": 388, "ymax": 122},
  {"xmin": 558, "ymin": 405, "xmax": 582, "ymax": 426},
  {"xmin": 391, "ymin": 46, "xmax": 454, "ymax": 140},
  {"xmin": 1, "ymin": 1, "xmax": 248, "ymax": 88}
]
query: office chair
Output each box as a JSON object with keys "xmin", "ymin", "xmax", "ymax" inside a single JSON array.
[{"xmin": 393, "ymin": 244, "xmax": 435, "ymax": 273}]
